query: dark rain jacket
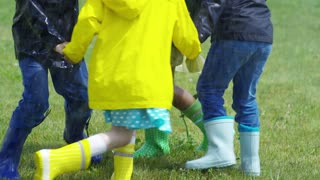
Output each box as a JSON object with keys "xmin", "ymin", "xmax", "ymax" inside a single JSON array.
[
  {"xmin": 12, "ymin": 0, "xmax": 79, "ymax": 65},
  {"xmin": 193, "ymin": 0, "xmax": 273, "ymax": 43}
]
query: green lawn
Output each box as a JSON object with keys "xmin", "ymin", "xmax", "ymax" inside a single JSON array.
[{"xmin": 0, "ymin": 0, "xmax": 319, "ymax": 179}]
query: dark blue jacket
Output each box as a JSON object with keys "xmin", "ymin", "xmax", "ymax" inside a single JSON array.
[
  {"xmin": 12, "ymin": 0, "xmax": 79, "ymax": 64},
  {"xmin": 194, "ymin": 0, "xmax": 273, "ymax": 43}
]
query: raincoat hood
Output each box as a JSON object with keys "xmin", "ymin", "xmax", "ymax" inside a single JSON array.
[{"xmin": 103, "ymin": 0, "xmax": 149, "ymax": 19}]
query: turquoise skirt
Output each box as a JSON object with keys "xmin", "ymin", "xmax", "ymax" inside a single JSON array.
[{"xmin": 104, "ymin": 108, "xmax": 172, "ymax": 133}]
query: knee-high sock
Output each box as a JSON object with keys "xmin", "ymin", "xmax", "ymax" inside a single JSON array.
[
  {"xmin": 34, "ymin": 134, "xmax": 107, "ymax": 180},
  {"xmin": 111, "ymin": 133, "xmax": 136, "ymax": 180},
  {"xmin": 182, "ymin": 99, "xmax": 208, "ymax": 151}
]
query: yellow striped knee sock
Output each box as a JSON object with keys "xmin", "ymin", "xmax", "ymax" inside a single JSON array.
[
  {"xmin": 111, "ymin": 143, "xmax": 135, "ymax": 180},
  {"xmin": 34, "ymin": 139, "xmax": 91, "ymax": 180}
]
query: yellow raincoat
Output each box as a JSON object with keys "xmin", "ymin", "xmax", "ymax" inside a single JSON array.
[{"xmin": 64, "ymin": 0, "xmax": 201, "ymax": 110}]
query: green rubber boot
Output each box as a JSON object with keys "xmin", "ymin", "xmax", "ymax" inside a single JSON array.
[
  {"xmin": 134, "ymin": 128, "xmax": 170, "ymax": 158},
  {"xmin": 182, "ymin": 99, "xmax": 208, "ymax": 151}
]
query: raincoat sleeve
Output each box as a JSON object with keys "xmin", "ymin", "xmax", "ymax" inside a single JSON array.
[
  {"xmin": 24, "ymin": 0, "xmax": 65, "ymax": 50},
  {"xmin": 193, "ymin": 0, "xmax": 226, "ymax": 43},
  {"xmin": 172, "ymin": 0, "xmax": 201, "ymax": 60},
  {"xmin": 63, "ymin": 0, "xmax": 104, "ymax": 64}
]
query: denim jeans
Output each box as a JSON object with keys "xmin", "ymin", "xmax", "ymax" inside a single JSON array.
[
  {"xmin": 197, "ymin": 40, "xmax": 272, "ymax": 129},
  {"xmin": 10, "ymin": 57, "xmax": 91, "ymax": 131}
]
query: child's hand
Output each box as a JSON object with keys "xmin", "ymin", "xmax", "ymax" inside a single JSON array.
[
  {"xmin": 54, "ymin": 42, "xmax": 68, "ymax": 55},
  {"xmin": 54, "ymin": 42, "xmax": 75, "ymax": 64},
  {"xmin": 185, "ymin": 55, "xmax": 205, "ymax": 73}
]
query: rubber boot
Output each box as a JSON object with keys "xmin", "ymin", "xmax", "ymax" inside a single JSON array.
[
  {"xmin": 239, "ymin": 132, "xmax": 260, "ymax": 176},
  {"xmin": 133, "ymin": 128, "xmax": 170, "ymax": 158},
  {"xmin": 111, "ymin": 143, "xmax": 135, "ymax": 180},
  {"xmin": 185, "ymin": 117, "xmax": 236, "ymax": 169},
  {"xmin": 0, "ymin": 127, "xmax": 32, "ymax": 180},
  {"xmin": 34, "ymin": 139, "xmax": 91, "ymax": 180},
  {"xmin": 182, "ymin": 99, "xmax": 208, "ymax": 151},
  {"xmin": 64, "ymin": 130, "xmax": 102, "ymax": 165}
]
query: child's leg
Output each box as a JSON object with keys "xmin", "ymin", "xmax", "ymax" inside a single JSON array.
[
  {"xmin": 232, "ymin": 44, "xmax": 271, "ymax": 176},
  {"xmin": 34, "ymin": 126, "xmax": 133, "ymax": 180},
  {"xmin": 174, "ymin": 86, "xmax": 208, "ymax": 151},
  {"xmin": 111, "ymin": 131, "xmax": 136, "ymax": 180},
  {"xmin": 133, "ymin": 128, "xmax": 169, "ymax": 158}
]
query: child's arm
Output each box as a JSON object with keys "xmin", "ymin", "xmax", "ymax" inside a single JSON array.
[
  {"xmin": 63, "ymin": 0, "xmax": 104, "ymax": 64},
  {"xmin": 173, "ymin": 0, "xmax": 201, "ymax": 60}
]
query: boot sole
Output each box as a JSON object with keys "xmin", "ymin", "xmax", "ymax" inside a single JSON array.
[
  {"xmin": 239, "ymin": 166, "xmax": 261, "ymax": 176},
  {"xmin": 185, "ymin": 160, "xmax": 236, "ymax": 169}
]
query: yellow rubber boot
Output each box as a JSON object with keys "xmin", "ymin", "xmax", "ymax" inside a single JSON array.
[
  {"xmin": 34, "ymin": 139, "xmax": 91, "ymax": 180},
  {"xmin": 111, "ymin": 143, "xmax": 135, "ymax": 180}
]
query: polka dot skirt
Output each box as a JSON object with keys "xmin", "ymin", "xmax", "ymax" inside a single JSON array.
[{"xmin": 103, "ymin": 108, "xmax": 172, "ymax": 133}]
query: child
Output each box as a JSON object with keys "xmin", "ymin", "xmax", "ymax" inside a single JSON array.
[
  {"xmin": 185, "ymin": 0, "xmax": 273, "ymax": 176},
  {"xmin": 34, "ymin": 0, "xmax": 201, "ymax": 179},
  {"xmin": 134, "ymin": 0, "xmax": 207, "ymax": 159},
  {"xmin": 0, "ymin": 1, "xmax": 101, "ymax": 179}
]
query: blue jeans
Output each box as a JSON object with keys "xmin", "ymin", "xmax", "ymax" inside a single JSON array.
[
  {"xmin": 10, "ymin": 57, "xmax": 91, "ymax": 133},
  {"xmin": 197, "ymin": 40, "xmax": 272, "ymax": 130}
]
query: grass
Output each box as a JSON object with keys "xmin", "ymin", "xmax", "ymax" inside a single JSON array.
[{"xmin": 0, "ymin": 0, "xmax": 320, "ymax": 179}]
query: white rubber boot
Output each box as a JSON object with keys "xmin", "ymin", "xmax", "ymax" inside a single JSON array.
[
  {"xmin": 185, "ymin": 117, "xmax": 236, "ymax": 169},
  {"xmin": 239, "ymin": 132, "xmax": 260, "ymax": 176}
]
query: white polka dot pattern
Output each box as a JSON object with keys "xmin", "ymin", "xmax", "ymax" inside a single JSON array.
[{"xmin": 103, "ymin": 108, "xmax": 172, "ymax": 133}]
